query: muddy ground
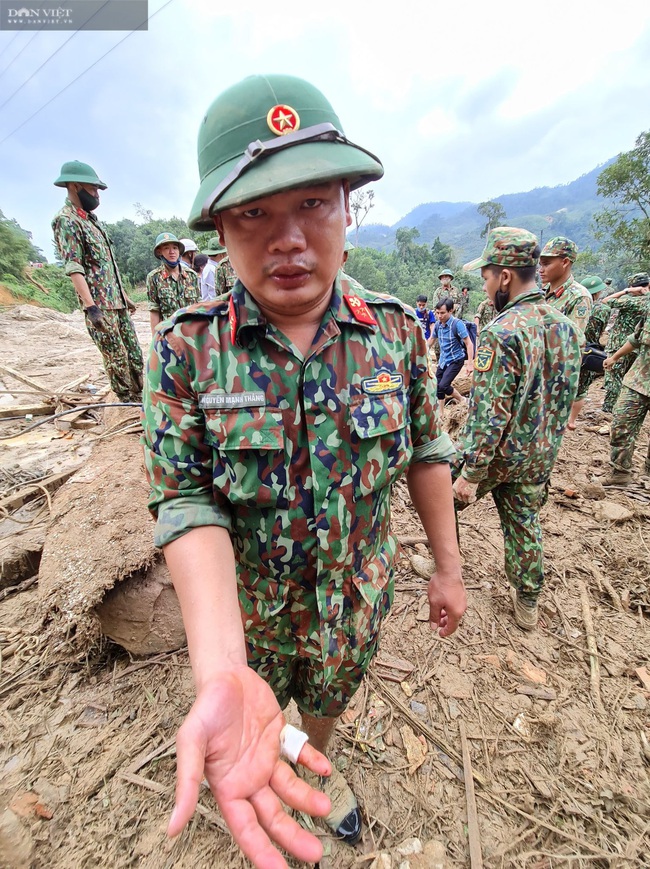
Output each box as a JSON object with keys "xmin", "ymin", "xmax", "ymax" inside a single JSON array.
[{"xmin": 0, "ymin": 304, "xmax": 649, "ymax": 869}]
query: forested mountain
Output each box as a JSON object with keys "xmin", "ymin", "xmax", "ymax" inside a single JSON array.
[{"xmin": 358, "ymin": 159, "xmax": 616, "ymax": 260}]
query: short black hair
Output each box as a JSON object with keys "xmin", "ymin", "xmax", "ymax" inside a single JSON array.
[
  {"xmin": 193, "ymin": 254, "xmax": 208, "ymax": 271},
  {"xmin": 486, "ymin": 262, "xmax": 539, "ymax": 284},
  {"xmin": 461, "ymin": 286, "xmax": 470, "ymax": 291},
  {"xmin": 416, "ymin": 294, "xmax": 427, "ymax": 302},
  {"xmin": 435, "ymin": 297, "xmax": 454, "ymax": 312}
]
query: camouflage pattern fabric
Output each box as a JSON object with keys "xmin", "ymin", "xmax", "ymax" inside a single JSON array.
[
  {"xmin": 215, "ymin": 256, "xmax": 237, "ymax": 294},
  {"xmin": 603, "ymin": 295, "xmax": 649, "ymax": 411},
  {"xmin": 52, "ymin": 199, "xmax": 126, "ymax": 310},
  {"xmin": 454, "ymin": 474, "xmax": 549, "ymax": 602},
  {"xmin": 544, "ymin": 276, "xmax": 592, "ymax": 342},
  {"xmin": 458, "ymin": 288, "xmax": 581, "ymax": 485},
  {"xmin": 610, "ymin": 387, "xmax": 650, "ymax": 473},
  {"xmin": 434, "ymin": 285, "xmax": 461, "ymax": 310},
  {"xmin": 146, "ymin": 263, "xmax": 200, "ymax": 322},
  {"xmin": 453, "ymin": 288, "xmax": 581, "ymax": 602},
  {"xmin": 142, "ymin": 276, "xmax": 455, "ymax": 715},
  {"xmin": 540, "ymin": 236, "xmax": 578, "ymax": 262},
  {"xmin": 576, "ymin": 299, "xmax": 611, "ymax": 399},
  {"xmin": 465, "ymin": 227, "xmax": 539, "ymax": 270},
  {"xmin": 456, "ymin": 292, "xmax": 470, "ymax": 320},
  {"xmin": 622, "ymin": 312, "xmax": 650, "ymax": 397},
  {"xmin": 86, "ymin": 308, "xmax": 143, "ymax": 401},
  {"xmin": 475, "ymin": 297, "xmax": 495, "ymax": 334}
]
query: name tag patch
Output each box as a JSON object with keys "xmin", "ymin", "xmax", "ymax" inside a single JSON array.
[
  {"xmin": 199, "ymin": 391, "xmax": 266, "ymax": 409},
  {"xmin": 362, "ymin": 371, "xmax": 404, "ymax": 394}
]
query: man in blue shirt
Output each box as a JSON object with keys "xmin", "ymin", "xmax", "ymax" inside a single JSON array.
[
  {"xmin": 433, "ymin": 297, "xmax": 474, "ymax": 404},
  {"xmin": 415, "ymin": 294, "xmax": 436, "ymax": 345}
]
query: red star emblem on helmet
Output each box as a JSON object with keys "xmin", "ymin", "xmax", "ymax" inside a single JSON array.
[{"xmin": 267, "ymin": 104, "xmax": 301, "ymax": 136}]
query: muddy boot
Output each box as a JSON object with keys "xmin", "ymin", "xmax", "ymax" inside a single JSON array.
[
  {"xmin": 302, "ymin": 767, "xmax": 362, "ymax": 845},
  {"xmin": 602, "ymin": 470, "xmax": 632, "ymax": 487},
  {"xmin": 510, "ymin": 588, "xmax": 538, "ymax": 631}
]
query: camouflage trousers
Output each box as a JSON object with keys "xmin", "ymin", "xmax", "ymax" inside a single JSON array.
[
  {"xmin": 576, "ymin": 365, "xmax": 602, "ymax": 401},
  {"xmin": 239, "ymin": 570, "xmax": 392, "ymax": 718},
  {"xmin": 454, "ymin": 475, "xmax": 549, "ymax": 603},
  {"xmin": 603, "ymin": 353, "xmax": 636, "ymax": 412},
  {"xmin": 610, "ymin": 386, "xmax": 650, "ymax": 474},
  {"xmin": 85, "ymin": 307, "xmax": 143, "ymax": 402}
]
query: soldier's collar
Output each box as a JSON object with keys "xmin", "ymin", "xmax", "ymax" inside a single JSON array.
[
  {"xmin": 500, "ymin": 287, "xmax": 544, "ymax": 313},
  {"xmin": 546, "ymin": 275, "xmax": 573, "ymax": 299},
  {"xmin": 331, "ymin": 276, "xmax": 377, "ymax": 330}
]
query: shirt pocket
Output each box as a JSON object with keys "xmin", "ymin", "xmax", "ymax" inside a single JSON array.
[
  {"xmin": 204, "ymin": 408, "xmax": 288, "ymax": 508},
  {"xmin": 348, "ymin": 390, "xmax": 412, "ymax": 500}
]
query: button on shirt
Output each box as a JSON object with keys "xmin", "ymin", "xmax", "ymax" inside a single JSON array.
[
  {"xmin": 142, "ymin": 276, "xmax": 455, "ymax": 669},
  {"xmin": 433, "ymin": 316, "xmax": 468, "ymax": 368}
]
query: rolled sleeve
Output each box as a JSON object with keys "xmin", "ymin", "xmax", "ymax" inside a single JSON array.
[
  {"xmin": 53, "ymin": 215, "xmax": 86, "ymax": 275},
  {"xmin": 142, "ymin": 328, "xmax": 230, "ymax": 547}
]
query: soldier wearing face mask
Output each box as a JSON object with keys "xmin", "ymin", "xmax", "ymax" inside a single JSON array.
[{"xmin": 52, "ymin": 160, "xmax": 143, "ymax": 403}]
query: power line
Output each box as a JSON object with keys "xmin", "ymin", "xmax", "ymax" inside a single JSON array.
[
  {"xmin": 0, "ymin": 0, "xmax": 176, "ymax": 147},
  {"xmin": 0, "ymin": 0, "xmax": 113, "ymax": 111},
  {"xmin": 0, "ymin": 29, "xmax": 46, "ymax": 82}
]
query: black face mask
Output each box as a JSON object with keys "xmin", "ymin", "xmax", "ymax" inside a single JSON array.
[
  {"xmin": 78, "ymin": 188, "xmax": 100, "ymax": 212},
  {"xmin": 494, "ymin": 290, "xmax": 510, "ymax": 312},
  {"xmin": 162, "ymin": 256, "xmax": 181, "ymax": 269}
]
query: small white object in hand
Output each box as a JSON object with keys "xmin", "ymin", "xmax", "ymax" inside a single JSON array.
[{"xmin": 279, "ymin": 724, "xmax": 309, "ymax": 764}]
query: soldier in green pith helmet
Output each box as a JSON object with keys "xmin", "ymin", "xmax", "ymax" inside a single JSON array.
[
  {"xmin": 51, "ymin": 160, "xmax": 143, "ymax": 402},
  {"xmin": 454, "ymin": 227, "xmax": 581, "ymax": 631},
  {"xmin": 146, "ymin": 233, "xmax": 200, "ymax": 334},
  {"xmin": 141, "ymin": 74, "xmax": 466, "ymax": 866}
]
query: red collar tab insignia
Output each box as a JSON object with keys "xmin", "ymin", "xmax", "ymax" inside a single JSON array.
[
  {"xmin": 228, "ymin": 294, "xmax": 237, "ymax": 344},
  {"xmin": 76, "ymin": 207, "xmax": 87, "ymax": 218},
  {"xmin": 344, "ymin": 294, "xmax": 377, "ymax": 326},
  {"xmin": 267, "ymin": 104, "xmax": 300, "ymax": 136}
]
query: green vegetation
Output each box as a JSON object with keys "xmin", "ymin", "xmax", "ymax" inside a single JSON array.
[{"xmin": 594, "ymin": 131, "xmax": 650, "ymax": 277}]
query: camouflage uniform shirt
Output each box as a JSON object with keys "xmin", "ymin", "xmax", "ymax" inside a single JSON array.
[
  {"xmin": 544, "ymin": 275, "xmax": 592, "ymax": 341},
  {"xmin": 52, "ymin": 199, "xmax": 125, "ymax": 310},
  {"xmin": 459, "ymin": 288, "xmax": 582, "ymax": 485},
  {"xmin": 146, "ymin": 262, "xmax": 200, "ymax": 322},
  {"xmin": 143, "ymin": 276, "xmax": 455, "ymax": 667},
  {"xmin": 584, "ymin": 300, "xmax": 611, "ymax": 346},
  {"xmin": 434, "ymin": 285, "xmax": 461, "ymax": 310},
  {"xmin": 475, "ymin": 298, "xmax": 495, "ymax": 334},
  {"xmin": 215, "ymin": 256, "xmax": 237, "ymax": 294},
  {"xmin": 623, "ymin": 314, "xmax": 650, "ymax": 397},
  {"xmin": 605, "ymin": 294, "xmax": 649, "ymax": 353}
]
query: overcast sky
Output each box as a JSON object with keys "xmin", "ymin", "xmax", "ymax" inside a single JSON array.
[{"xmin": 1, "ymin": 0, "xmax": 650, "ymax": 259}]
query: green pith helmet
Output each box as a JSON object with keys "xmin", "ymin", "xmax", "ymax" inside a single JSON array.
[
  {"xmin": 54, "ymin": 160, "xmax": 107, "ymax": 189},
  {"xmin": 438, "ymin": 269, "xmax": 454, "ymax": 279},
  {"xmin": 153, "ymin": 232, "xmax": 185, "ymax": 258},
  {"xmin": 581, "ymin": 275, "xmax": 607, "ymax": 296},
  {"xmin": 188, "ymin": 74, "xmax": 384, "ymax": 231},
  {"xmin": 202, "ymin": 237, "xmax": 227, "ymax": 256}
]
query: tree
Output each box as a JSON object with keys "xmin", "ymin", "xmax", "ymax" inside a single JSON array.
[
  {"xmin": 0, "ymin": 210, "xmax": 40, "ymax": 280},
  {"xmin": 350, "ymin": 189, "xmax": 375, "ymax": 246},
  {"xmin": 395, "ymin": 227, "xmax": 420, "ymax": 261},
  {"xmin": 594, "ymin": 130, "xmax": 650, "ymax": 269},
  {"xmin": 430, "ymin": 236, "xmax": 454, "ymax": 269},
  {"xmin": 477, "ymin": 200, "xmax": 507, "ymax": 238}
]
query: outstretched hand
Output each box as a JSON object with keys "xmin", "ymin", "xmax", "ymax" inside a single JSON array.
[{"xmin": 169, "ymin": 668, "xmax": 332, "ymax": 869}]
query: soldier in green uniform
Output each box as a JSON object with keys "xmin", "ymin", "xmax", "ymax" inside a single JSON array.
[
  {"xmin": 146, "ymin": 232, "xmax": 200, "ymax": 334},
  {"xmin": 141, "ymin": 74, "xmax": 466, "ymax": 867},
  {"xmin": 566, "ymin": 275, "xmax": 611, "ymax": 429},
  {"xmin": 603, "ymin": 290, "xmax": 650, "ymax": 485},
  {"xmin": 602, "ymin": 273, "xmax": 650, "ymax": 412},
  {"xmin": 454, "ymin": 227, "xmax": 581, "ymax": 630},
  {"xmin": 539, "ymin": 236, "xmax": 591, "ymax": 432},
  {"xmin": 474, "ymin": 296, "xmax": 495, "ymax": 334},
  {"xmin": 434, "ymin": 268, "xmax": 460, "ymax": 311},
  {"xmin": 51, "ymin": 161, "xmax": 143, "ymax": 402}
]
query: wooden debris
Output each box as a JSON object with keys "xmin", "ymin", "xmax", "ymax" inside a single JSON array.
[
  {"xmin": 0, "ymin": 469, "xmax": 77, "ymax": 515},
  {"xmin": 578, "ymin": 580, "xmax": 605, "ymax": 717},
  {"xmin": 459, "ymin": 721, "xmax": 483, "ymax": 869},
  {"xmin": 0, "ymin": 403, "xmax": 53, "ymax": 419},
  {"xmin": 401, "ymin": 723, "xmax": 427, "ymax": 774},
  {"xmin": 635, "ymin": 667, "xmax": 650, "ymax": 692},
  {"xmin": 0, "ymin": 364, "xmax": 51, "ymax": 394}
]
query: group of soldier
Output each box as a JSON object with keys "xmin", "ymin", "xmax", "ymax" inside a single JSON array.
[{"xmin": 47, "ymin": 73, "xmax": 649, "ymax": 868}]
